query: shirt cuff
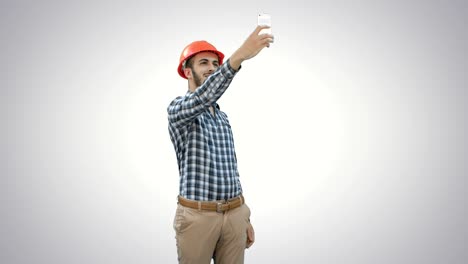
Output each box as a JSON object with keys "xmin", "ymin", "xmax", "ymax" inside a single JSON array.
[{"xmin": 221, "ymin": 58, "xmax": 241, "ymax": 78}]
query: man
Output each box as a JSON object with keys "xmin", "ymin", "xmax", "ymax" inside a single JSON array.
[{"xmin": 167, "ymin": 25, "xmax": 273, "ymax": 264}]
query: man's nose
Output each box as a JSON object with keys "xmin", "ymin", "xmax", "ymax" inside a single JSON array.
[{"xmin": 208, "ymin": 63, "xmax": 217, "ymax": 73}]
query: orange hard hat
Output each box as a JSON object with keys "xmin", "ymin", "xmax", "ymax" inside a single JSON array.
[{"xmin": 177, "ymin": 40, "xmax": 225, "ymax": 79}]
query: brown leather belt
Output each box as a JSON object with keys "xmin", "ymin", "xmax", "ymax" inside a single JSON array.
[{"xmin": 178, "ymin": 195, "xmax": 245, "ymax": 213}]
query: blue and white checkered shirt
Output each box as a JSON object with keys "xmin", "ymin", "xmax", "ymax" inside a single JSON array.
[{"xmin": 168, "ymin": 60, "xmax": 243, "ymax": 201}]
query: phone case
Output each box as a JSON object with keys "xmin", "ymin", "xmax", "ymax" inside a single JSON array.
[{"xmin": 258, "ymin": 13, "xmax": 271, "ymax": 35}]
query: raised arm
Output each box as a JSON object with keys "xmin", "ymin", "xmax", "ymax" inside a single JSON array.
[{"xmin": 167, "ymin": 61, "xmax": 237, "ymax": 128}]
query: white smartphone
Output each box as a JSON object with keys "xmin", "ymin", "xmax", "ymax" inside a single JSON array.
[{"xmin": 258, "ymin": 13, "xmax": 271, "ymax": 35}]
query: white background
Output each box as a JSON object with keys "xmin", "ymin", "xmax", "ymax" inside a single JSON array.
[{"xmin": 1, "ymin": 0, "xmax": 467, "ymax": 263}]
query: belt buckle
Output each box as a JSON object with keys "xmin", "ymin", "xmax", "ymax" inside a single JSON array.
[{"xmin": 216, "ymin": 202, "xmax": 226, "ymax": 213}]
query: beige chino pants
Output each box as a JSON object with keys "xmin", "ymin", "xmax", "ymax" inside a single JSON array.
[{"xmin": 173, "ymin": 203, "xmax": 251, "ymax": 264}]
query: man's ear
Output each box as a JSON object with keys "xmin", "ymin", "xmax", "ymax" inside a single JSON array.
[{"xmin": 183, "ymin": 68, "xmax": 192, "ymax": 79}]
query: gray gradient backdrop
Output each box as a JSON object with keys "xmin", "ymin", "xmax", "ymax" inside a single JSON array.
[{"xmin": 1, "ymin": 0, "xmax": 467, "ymax": 263}]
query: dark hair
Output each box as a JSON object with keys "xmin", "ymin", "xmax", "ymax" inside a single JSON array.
[{"xmin": 184, "ymin": 56, "xmax": 195, "ymax": 70}]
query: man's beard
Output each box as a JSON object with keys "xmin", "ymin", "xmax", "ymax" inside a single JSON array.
[{"xmin": 192, "ymin": 69, "xmax": 205, "ymax": 87}]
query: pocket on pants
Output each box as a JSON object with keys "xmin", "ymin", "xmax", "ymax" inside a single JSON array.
[
  {"xmin": 173, "ymin": 204, "xmax": 194, "ymax": 234},
  {"xmin": 173, "ymin": 204, "xmax": 186, "ymax": 234}
]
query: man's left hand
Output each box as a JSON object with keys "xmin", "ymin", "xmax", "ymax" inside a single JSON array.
[{"xmin": 246, "ymin": 222, "xmax": 255, "ymax": 248}]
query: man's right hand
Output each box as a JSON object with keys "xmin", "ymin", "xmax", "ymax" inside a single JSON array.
[{"xmin": 229, "ymin": 25, "xmax": 274, "ymax": 70}]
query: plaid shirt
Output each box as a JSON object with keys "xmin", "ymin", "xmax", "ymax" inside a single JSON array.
[{"xmin": 167, "ymin": 60, "xmax": 243, "ymax": 201}]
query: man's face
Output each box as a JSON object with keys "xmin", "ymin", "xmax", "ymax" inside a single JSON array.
[{"xmin": 186, "ymin": 52, "xmax": 220, "ymax": 88}]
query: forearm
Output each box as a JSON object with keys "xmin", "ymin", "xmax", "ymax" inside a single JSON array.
[
  {"xmin": 229, "ymin": 49, "xmax": 245, "ymax": 71},
  {"xmin": 198, "ymin": 59, "xmax": 237, "ymax": 104}
]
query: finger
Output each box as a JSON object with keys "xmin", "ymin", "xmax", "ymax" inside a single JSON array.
[
  {"xmin": 248, "ymin": 230, "xmax": 255, "ymax": 243},
  {"xmin": 246, "ymin": 226, "xmax": 254, "ymax": 248},
  {"xmin": 259, "ymin": 33, "xmax": 274, "ymax": 39},
  {"xmin": 259, "ymin": 34, "xmax": 274, "ymax": 44},
  {"xmin": 254, "ymin": 25, "xmax": 271, "ymax": 35},
  {"xmin": 262, "ymin": 39, "xmax": 272, "ymax": 48},
  {"xmin": 246, "ymin": 238, "xmax": 254, "ymax": 248}
]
